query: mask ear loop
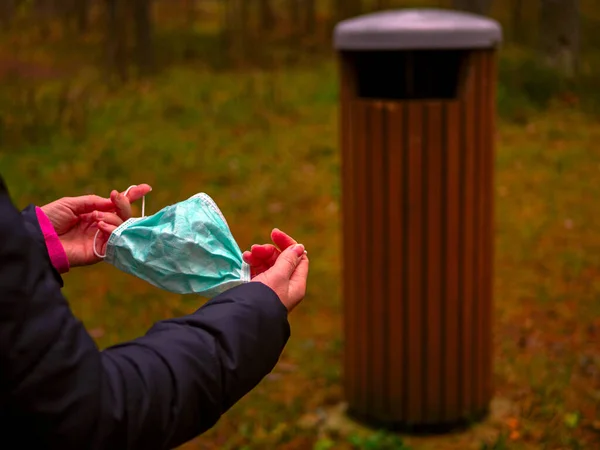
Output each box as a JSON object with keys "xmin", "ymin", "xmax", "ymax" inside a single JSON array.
[{"xmin": 93, "ymin": 185, "xmax": 146, "ymax": 259}]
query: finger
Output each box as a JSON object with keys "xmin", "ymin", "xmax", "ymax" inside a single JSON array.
[
  {"xmin": 251, "ymin": 245, "xmax": 280, "ymax": 271},
  {"xmin": 243, "ymin": 250, "xmax": 273, "ymax": 277},
  {"xmin": 251, "ymin": 261, "xmax": 272, "ymax": 278},
  {"xmin": 111, "ymin": 190, "xmax": 132, "ymax": 221},
  {"xmin": 123, "ymin": 184, "xmax": 152, "ymax": 202},
  {"xmin": 287, "ymin": 255, "xmax": 309, "ymax": 310},
  {"xmin": 271, "ymin": 244, "xmax": 305, "ymax": 280},
  {"xmin": 271, "ymin": 228, "xmax": 297, "ymax": 251},
  {"xmin": 93, "ymin": 211, "xmax": 124, "ymax": 227},
  {"xmin": 97, "ymin": 220, "xmax": 118, "ymax": 235},
  {"xmin": 290, "ymin": 254, "xmax": 310, "ymax": 285},
  {"xmin": 243, "ymin": 252, "xmax": 260, "ymax": 278},
  {"xmin": 243, "ymin": 251, "xmax": 261, "ymax": 266},
  {"xmin": 251, "ymin": 244, "xmax": 279, "ymax": 260},
  {"xmin": 78, "ymin": 212, "xmax": 97, "ymax": 222},
  {"xmin": 67, "ymin": 195, "xmax": 115, "ymax": 215}
]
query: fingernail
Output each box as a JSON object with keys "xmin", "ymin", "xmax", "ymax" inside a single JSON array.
[
  {"xmin": 293, "ymin": 244, "xmax": 305, "ymax": 256},
  {"xmin": 95, "ymin": 212, "xmax": 104, "ymax": 220}
]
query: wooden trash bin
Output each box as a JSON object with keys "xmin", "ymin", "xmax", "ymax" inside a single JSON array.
[{"xmin": 334, "ymin": 9, "xmax": 502, "ymax": 428}]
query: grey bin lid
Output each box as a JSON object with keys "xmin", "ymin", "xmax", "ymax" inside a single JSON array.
[{"xmin": 334, "ymin": 8, "xmax": 502, "ymax": 51}]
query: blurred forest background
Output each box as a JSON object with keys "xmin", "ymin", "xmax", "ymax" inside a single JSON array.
[{"xmin": 2, "ymin": 0, "xmax": 600, "ymax": 449}]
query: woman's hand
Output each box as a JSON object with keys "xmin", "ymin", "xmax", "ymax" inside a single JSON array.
[
  {"xmin": 243, "ymin": 228, "xmax": 299, "ymax": 277},
  {"xmin": 244, "ymin": 229, "xmax": 309, "ymax": 312},
  {"xmin": 252, "ymin": 243, "xmax": 309, "ymax": 312},
  {"xmin": 41, "ymin": 185, "xmax": 151, "ymax": 267},
  {"xmin": 92, "ymin": 188, "xmax": 151, "ymax": 257}
]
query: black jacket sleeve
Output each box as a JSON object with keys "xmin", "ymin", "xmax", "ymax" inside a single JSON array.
[
  {"xmin": 19, "ymin": 203, "xmax": 65, "ymax": 288},
  {"xmin": 0, "ymin": 176, "xmax": 290, "ymax": 450},
  {"xmin": 20, "ymin": 204, "xmax": 46, "ymax": 248}
]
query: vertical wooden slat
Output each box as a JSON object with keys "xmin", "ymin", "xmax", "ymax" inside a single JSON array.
[
  {"xmin": 369, "ymin": 102, "xmax": 387, "ymax": 416},
  {"xmin": 406, "ymin": 102, "xmax": 423, "ymax": 423},
  {"xmin": 353, "ymin": 101, "xmax": 370, "ymax": 413},
  {"xmin": 461, "ymin": 53, "xmax": 477, "ymax": 416},
  {"xmin": 382, "ymin": 104, "xmax": 391, "ymax": 417},
  {"xmin": 401, "ymin": 102, "xmax": 411, "ymax": 422},
  {"xmin": 443, "ymin": 100, "xmax": 461, "ymax": 422},
  {"xmin": 386, "ymin": 102, "xmax": 405, "ymax": 421},
  {"xmin": 340, "ymin": 55, "xmax": 357, "ymax": 409},
  {"xmin": 474, "ymin": 51, "xmax": 487, "ymax": 411},
  {"xmin": 471, "ymin": 51, "xmax": 482, "ymax": 412},
  {"xmin": 364, "ymin": 102, "xmax": 375, "ymax": 414},
  {"xmin": 483, "ymin": 51, "xmax": 497, "ymax": 405},
  {"xmin": 425, "ymin": 102, "xmax": 443, "ymax": 423}
]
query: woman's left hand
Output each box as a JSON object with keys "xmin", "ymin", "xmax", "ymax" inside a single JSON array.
[{"xmin": 41, "ymin": 184, "xmax": 151, "ymax": 267}]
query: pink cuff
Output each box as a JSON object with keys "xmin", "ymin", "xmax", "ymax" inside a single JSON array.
[{"xmin": 35, "ymin": 206, "xmax": 70, "ymax": 274}]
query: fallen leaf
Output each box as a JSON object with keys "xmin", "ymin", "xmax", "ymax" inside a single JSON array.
[
  {"xmin": 564, "ymin": 412, "xmax": 580, "ymax": 429},
  {"xmin": 297, "ymin": 413, "xmax": 321, "ymax": 430},
  {"xmin": 507, "ymin": 417, "xmax": 519, "ymax": 430}
]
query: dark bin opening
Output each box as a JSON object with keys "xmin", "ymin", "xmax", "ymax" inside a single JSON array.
[{"xmin": 351, "ymin": 50, "xmax": 468, "ymax": 100}]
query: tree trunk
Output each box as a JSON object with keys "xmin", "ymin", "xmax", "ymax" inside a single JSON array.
[
  {"xmin": 510, "ymin": 0, "xmax": 523, "ymax": 43},
  {"xmin": 539, "ymin": 0, "xmax": 580, "ymax": 77},
  {"xmin": 185, "ymin": 0, "xmax": 196, "ymax": 28},
  {"xmin": 133, "ymin": 0, "xmax": 154, "ymax": 76},
  {"xmin": 221, "ymin": 0, "xmax": 240, "ymax": 54},
  {"xmin": 35, "ymin": 0, "xmax": 55, "ymax": 38},
  {"xmin": 222, "ymin": 0, "xmax": 248, "ymax": 63},
  {"xmin": 222, "ymin": 0, "xmax": 233, "ymax": 45},
  {"xmin": 289, "ymin": 0, "xmax": 300, "ymax": 29},
  {"xmin": 452, "ymin": 0, "xmax": 494, "ymax": 15},
  {"xmin": 305, "ymin": 0, "xmax": 316, "ymax": 34},
  {"xmin": 238, "ymin": 0, "xmax": 249, "ymax": 56},
  {"xmin": 376, "ymin": 0, "xmax": 392, "ymax": 9},
  {"xmin": 105, "ymin": 0, "xmax": 128, "ymax": 82},
  {"xmin": 240, "ymin": 0, "xmax": 249, "ymax": 37},
  {"xmin": 0, "ymin": 0, "xmax": 15, "ymax": 29},
  {"xmin": 259, "ymin": 0, "xmax": 275, "ymax": 31},
  {"xmin": 335, "ymin": 0, "xmax": 362, "ymax": 21},
  {"xmin": 76, "ymin": 0, "xmax": 90, "ymax": 33}
]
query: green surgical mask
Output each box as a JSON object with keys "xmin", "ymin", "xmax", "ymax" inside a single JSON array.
[{"xmin": 94, "ymin": 189, "xmax": 250, "ymax": 299}]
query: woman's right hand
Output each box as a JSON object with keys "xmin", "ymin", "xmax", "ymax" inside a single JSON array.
[
  {"xmin": 243, "ymin": 229, "xmax": 309, "ymax": 312},
  {"xmin": 243, "ymin": 228, "xmax": 299, "ymax": 277},
  {"xmin": 252, "ymin": 242, "xmax": 309, "ymax": 313}
]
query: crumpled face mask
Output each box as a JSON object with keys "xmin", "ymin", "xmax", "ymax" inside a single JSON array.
[{"xmin": 93, "ymin": 186, "xmax": 250, "ymax": 298}]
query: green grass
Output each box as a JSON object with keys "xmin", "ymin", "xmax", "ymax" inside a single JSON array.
[{"xmin": 2, "ymin": 57, "xmax": 600, "ymax": 449}]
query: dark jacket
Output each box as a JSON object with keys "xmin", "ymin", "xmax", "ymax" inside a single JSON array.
[{"xmin": 0, "ymin": 175, "xmax": 290, "ymax": 449}]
